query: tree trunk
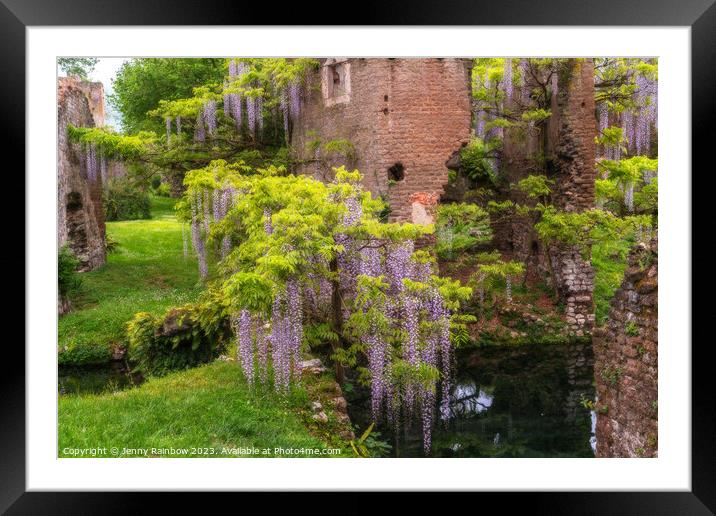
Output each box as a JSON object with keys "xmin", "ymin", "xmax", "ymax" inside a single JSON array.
[{"xmin": 329, "ymin": 257, "xmax": 346, "ymax": 384}]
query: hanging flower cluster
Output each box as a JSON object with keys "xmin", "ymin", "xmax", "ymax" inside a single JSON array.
[
  {"xmin": 188, "ymin": 183, "xmax": 236, "ymax": 279},
  {"xmin": 332, "ymin": 182, "xmax": 466, "ymax": 454},
  {"xmin": 597, "ymin": 59, "xmax": 658, "ymax": 160},
  {"xmin": 182, "ymin": 163, "xmax": 469, "ymax": 454},
  {"xmin": 348, "ymin": 235, "xmax": 458, "ymax": 454},
  {"xmin": 85, "ymin": 143, "xmax": 98, "ymax": 183}
]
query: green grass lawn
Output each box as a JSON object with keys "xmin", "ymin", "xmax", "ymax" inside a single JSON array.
[
  {"xmin": 592, "ymin": 236, "xmax": 633, "ymax": 326},
  {"xmin": 59, "ymin": 196, "xmax": 202, "ymax": 365},
  {"xmin": 59, "ymin": 361, "xmax": 350, "ymax": 457}
]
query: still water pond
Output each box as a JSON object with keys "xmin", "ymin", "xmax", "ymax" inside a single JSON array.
[
  {"xmin": 59, "ymin": 362, "xmax": 143, "ymax": 396},
  {"xmin": 350, "ymin": 340, "xmax": 596, "ymax": 458}
]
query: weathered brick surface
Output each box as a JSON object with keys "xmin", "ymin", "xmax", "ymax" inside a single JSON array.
[
  {"xmin": 58, "ymin": 77, "xmax": 106, "ymax": 272},
  {"xmin": 593, "ymin": 238, "xmax": 658, "ymax": 457},
  {"xmin": 292, "ymin": 58, "xmax": 473, "ymax": 223},
  {"xmin": 551, "ymin": 60, "xmax": 597, "ymax": 333}
]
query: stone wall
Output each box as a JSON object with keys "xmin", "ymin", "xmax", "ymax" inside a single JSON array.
[
  {"xmin": 593, "ymin": 237, "xmax": 658, "ymax": 457},
  {"xmin": 292, "ymin": 58, "xmax": 473, "ymax": 223},
  {"xmin": 549, "ymin": 59, "xmax": 598, "ymax": 333},
  {"xmin": 58, "ymin": 77, "xmax": 106, "ymax": 272}
]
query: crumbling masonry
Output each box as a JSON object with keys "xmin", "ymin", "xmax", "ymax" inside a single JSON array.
[
  {"xmin": 593, "ymin": 237, "xmax": 658, "ymax": 457},
  {"xmin": 57, "ymin": 77, "xmax": 106, "ymax": 272}
]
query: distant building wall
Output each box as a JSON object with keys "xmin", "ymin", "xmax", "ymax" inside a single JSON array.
[
  {"xmin": 292, "ymin": 58, "xmax": 473, "ymax": 223},
  {"xmin": 57, "ymin": 76, "xmax": 106, "ymax": 272}
]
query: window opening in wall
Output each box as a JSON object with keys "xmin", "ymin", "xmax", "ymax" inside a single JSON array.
[
  {"xmin": 331, "ymin": 63, "xmax": 346, "ymax": 97},
  {"xmin": 322, "ymin": 59, "xmax": 351, "ymax": 106},
  {"xmin": 388, "ymin": 163, "xmax": 405, "ymax": 182}
]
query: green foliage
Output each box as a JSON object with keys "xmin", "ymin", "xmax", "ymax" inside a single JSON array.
[
  {"xmin": 58, "ymin": 245, "xmax": 82, "ymax": 297},
  {"xmin": 355, "ymin": 426, "xmax": 392, "ymax": 458},
  {"xmin": 460, "ymin": 138, "xmax": 498, "ymax": 182},
  {"xmin": 109, "ymin": 58, "xmax": 226, "ymax": 133},
  {"xmin": 322, "ymin": 138, "xmax": 356, "ymax": 162},
  {"xmin": 435, "ymin": 202, "xmax": 492, "ymax": 260},
  {"xmin": 67, "ymin": 125, "xmax": 157, "ymax": 160},
  {"xmin": 104, "ymin": 178, "xmax": 152, "ymax": 221},
  {"xmin": 58, "ymin": 58, "xmax": 98, "ymax": 79},
  {"xmin": 535, "ymin": 207, "xmax": 648, "ymax": 251},
  {"xmin": 634, "ymin": 177, "xmax": 657, "ymax": 216},
  {"xmin": 183, "ymin": 163, "xmax": 430, "ymax": 314},
  {"xmin": 514, "ymin": 175, "xmax": 554, "ymax": 201},
  {"xmin": 579, "ymin": 393, "xmax": 596, "ymax": 410},
  {"xmin": 58, "ymin": 340, "xmax": 112, "ymax": 366},
  {"xmin": 598, "ymin": 156, "xmax": 658, "ymax": 187},
  {"xmin": 521, "ymin": 108, "xmax": 551, "ymax": 124},
  {"xmin": 592, "ymin": 235, "xmax": 632, "ymax": 325},
  {"xmin": 625, "ymin": 320, "xmax": 640, "ymax": 337},
  {"xmin": 127, "ymin": 293, "xmax": 230, "ymax": 376},
  {"xmin": 595, "ymin": 57, "xmax": 657, "ymax": 112},
  {"xmin": 595, "ymin": 126, "xmax": 624, "ymax": 147},
  {"xmin": 600, "ymin": 365, "xmax": 623, "ymax": 386},
  {"xmin": 153, "ymin": 182, "xmax": 171, "ymax": 197}
]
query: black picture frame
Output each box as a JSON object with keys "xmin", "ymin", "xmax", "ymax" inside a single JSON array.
[{"xmin": 6, "ymin": 0, "xmax": 709, "ymax": 510}]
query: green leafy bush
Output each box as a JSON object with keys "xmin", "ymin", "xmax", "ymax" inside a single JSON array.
[
  {"xmin": 58, "ymin": 341, "xmax": 112, "ymax": 366},
  {"xmin": 104, "ymin": 178, "xmax": 151, "ymax": 221},
  {"xmin": 460, "ymin": 138, "xmax": 498, "ymax": 182},
  {"xmin": 435, "ymin": 203, "xmax": 492, "ymax": 260},
  {"xmin": 58, "ymin": 245, "xmax": 82, "ymax": 297},
  {"xmin": 127, "ymin": 291, "xmax": 231, "ymax": 376}
]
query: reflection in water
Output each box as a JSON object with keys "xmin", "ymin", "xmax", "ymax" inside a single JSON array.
[
  {"xmin": 349, "ymin": 340, "xmax": 596, "ymax": 458},
  {"xmin": 442, "ymin": 382, "xmax": 494, "ymax": 419}
]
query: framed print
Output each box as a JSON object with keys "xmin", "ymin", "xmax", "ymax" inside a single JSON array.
[{"xmin": 6, "ymin": 0, "xmax": 711, "ymax": 510}]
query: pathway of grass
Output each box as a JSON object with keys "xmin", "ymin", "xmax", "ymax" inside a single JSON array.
[
  {"xmin": 59, "ymin": 361, "xmax": 350, "ymax": 457},
  {"xmin": 59, "ymin": 196, "xmax": 201, "ymax": 365}
]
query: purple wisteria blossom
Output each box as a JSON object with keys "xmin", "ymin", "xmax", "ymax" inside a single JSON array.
[
  {"xmin": 203, "ymin": 100, "xmax": 217, "ymax": 136},
  {"xmin": 504, "ymin": 58, "xmax": 513, "ymax": 102},
  {"xmin": 194, "ymin": 111, "xmax": 205, "ymax": 142}
]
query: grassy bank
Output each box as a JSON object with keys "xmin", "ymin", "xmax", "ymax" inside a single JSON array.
[
  {"xmin": 58, "ymin": 361, "xmax": 350, "ymax": 457},
  {"xmin": 59, "ymin": 196, "xmax": 202, "ymax": 365},
  {"xmin": 592, "ymin": 236, "xmax": 632, "ymax": 326}
]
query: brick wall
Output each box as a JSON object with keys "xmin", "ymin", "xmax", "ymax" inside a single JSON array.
[
  {"xmin": 551, "ymin": 60, "xmax": 597, "ymax": 333},
  {"xmin": 58, "ymin": 77, "xmax": 106, "ymax": 272},
  {"xmin": 593, "ymin": 237, "xmax": 658, "ymax": 457},
  {"xmin": 292, "ymin": 58, "xmax": 473, "ymax": 223}
]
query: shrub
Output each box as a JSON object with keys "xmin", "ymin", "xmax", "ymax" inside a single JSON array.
[
  {"xmin": 127, "ymin": 292, "xmax": 231, "ymax": 376},
  {"xmin": 460, "ymin": 137, "xmax": 498, "ymax": 183},
  {"xmin": 435, "ymin": 203, "xmax": 492, "ymax": 260},
  {"xmin": 153, "ymin": 182, "xmax": 171, "ymax": 197},
  {"xmin": 58, "ymin": 246, "xmax": 82, "ymax": 297},
  {"xmin": 58, "ymin": 341, "xmax": 112, "ymax": 366},
  {"xmin": 104, "ymin": 178, "xmax": 151, "ymax": 221}
]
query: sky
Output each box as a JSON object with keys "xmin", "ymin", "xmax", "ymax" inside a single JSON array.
[
  {"xmin": 90, "ymin": 58, "xmax": 130, "ymax": 128},
  {"xmin": 59, "ymin": 57, "xmax": 130, "ymax": 129}
]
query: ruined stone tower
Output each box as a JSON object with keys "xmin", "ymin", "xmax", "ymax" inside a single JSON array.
[
  {"xmin": 489, "ymin": 59, "xmax": 598, "ymax": 334},
  {"xmin": 291, "ymin": 58, "xmax": 473, "ymax": 224},
  {"xmin": 57, "ymin": 76, "xmax": 106, "ymax": 272},
  {"xmin": 550, "ymin": 59, "xmax": 597, "ymax": 333}
]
